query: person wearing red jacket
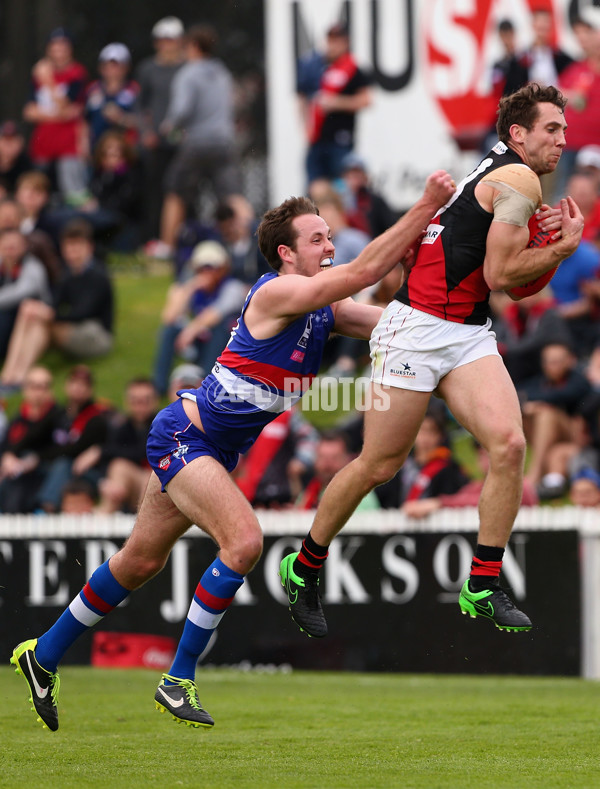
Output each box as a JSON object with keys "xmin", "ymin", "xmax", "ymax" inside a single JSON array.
[{"xmin": 22, "ymin": 28, "xmax": 88, "ymax": 203}]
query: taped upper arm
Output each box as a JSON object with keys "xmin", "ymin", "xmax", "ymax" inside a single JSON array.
[{"xmin": 481, "ymin": 164, "xmax": 542, "ymax": 227}]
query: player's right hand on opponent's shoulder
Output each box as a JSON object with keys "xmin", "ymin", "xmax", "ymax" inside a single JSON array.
[{"xmin": 423, "ymin": 170, "xmax": 456, "ymax": 209}]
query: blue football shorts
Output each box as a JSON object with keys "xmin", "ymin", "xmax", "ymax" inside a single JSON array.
[{"xmin": 146, "ymin": 397, "xmax": 239, "ymax": 490}]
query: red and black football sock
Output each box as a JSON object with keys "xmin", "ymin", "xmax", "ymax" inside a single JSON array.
[
  {"xmin": 468, "ymin": 544, "xmax": 504, "ymax": 591},
  {"xmin": 293, "ymin": 532, "xmax": 329, "ymax": 578}
]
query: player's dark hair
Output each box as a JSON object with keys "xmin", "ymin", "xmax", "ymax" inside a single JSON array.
[
  {"xmin": 257, "ymin": 196, "xmax": 319, "ymax": 272},
  {"xmin": 496, "ymin": 83, "xmax": 567, "ymax": 142}
]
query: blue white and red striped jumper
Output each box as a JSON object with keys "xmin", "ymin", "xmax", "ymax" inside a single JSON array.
[{"xmin": 188, "ymin": 272, "xmax": 334, "ymax": 454}]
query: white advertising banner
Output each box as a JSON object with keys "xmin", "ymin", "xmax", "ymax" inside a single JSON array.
[{"xmin": 265, "ymin": 0, "xmax": 585, "ymax": 210}]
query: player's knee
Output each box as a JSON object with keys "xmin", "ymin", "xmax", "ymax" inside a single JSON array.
[
  {"xmin": 224, "ymin": 527, "xmax": 263, "ymax": 574},
  {"xmin": 507, "ymin": 429, "xmax": 527, "ymax": 465},
  {"xmin": 113, "ymin": 551, "xmax": 166, "ymax": 589},
  {"xmin": 361, "ymin": 455, "xmax": 405, "ymax": 489},
  {"xmin": 490, "ymin": 429, "xmax": 526, "ymax": 470}
]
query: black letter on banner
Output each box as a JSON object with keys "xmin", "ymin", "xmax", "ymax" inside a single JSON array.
[
  {"xmin": 370, "ymin": 0, "xmax": 414, "ymax": 91},
  {"xmin": 293, "ymin": 1, "xmax": 352, "ymax": 74}
]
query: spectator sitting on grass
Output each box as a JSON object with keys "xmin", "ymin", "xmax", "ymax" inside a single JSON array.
[
  {"xmin": 166, "ymin": 362, "xmax": 205, "ymax": 403},
  {"xmin": 297, "ymin": 429, "xmax": 380, "ymax": 511},
  {"xmin": 35, "ymin": 364, "xmax": 110, "ymax": 513},
  {"xmin": 59, "ymin": 477, "xmax": 96, "ymax": 513},
  {"xmin": 87, "ymin": 130, "xmax": 143, "ymax": 250},
  {"xmin": 0, "ymin": 120, "xmax": 32, "ymax": 193},
  {"xmin": 14, "ymin": 170, "xmax": 61, "ymax": 249},
  {"xmin": 152, "ymin": 240, "xmax": 246, "ymax": 395},
  {"xmin": 0, "ymin": 197, "xmax": 62, "ymax": 285},
  {"xmin": 374, "ymin": 402, "xmax": 470, "ymax": 508},
  {"xmin": 403, "ymin": 442, "xmax": 539, "ymax": 519},
  {"xmin": 94, "ymin": 378, "xmax": 159, "ymax": 513},
  {"xmin": 0, "ymin": 228, "xmax": 51, "ymax": 357},
  {"xmin": 0, "ymin": 218, "xmax": 113, "ymax": 394},
  {"xmin": 568, "ymin": 467, "xmax": 600, "ymax": 507},
  {"xmin": 0, "ymin": 365, "xmax": 63, "ymax": 513},
  {"xmin": 520, "ymin": 341, "xmax": 592, "ymax": 498},
  {"xmin": 51, "ymin": 131, "xmax": 143, "ymax": 253}
]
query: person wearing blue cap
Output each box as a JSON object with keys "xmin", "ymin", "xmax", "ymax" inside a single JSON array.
[{"xmin": 569, "ymin": 467, "xmax": 600, "ymax": 506}]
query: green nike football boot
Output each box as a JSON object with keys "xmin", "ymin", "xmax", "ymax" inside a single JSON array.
[
  {"xmin": 11, "ymin": 639, "xmax": 60, "ymax": 731},
  {"xmin": 279, "ymin": 552, "xmax": 327, "ymax": 638},
  {"xmin": 459, "ymin": 579, "xmax": 532, "ymax": 632}
]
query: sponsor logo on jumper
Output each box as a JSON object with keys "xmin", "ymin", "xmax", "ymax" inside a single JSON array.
[
  {"xmin": 297, "ymin": 315, "xmax": 313, "ymax": 348},
  {"xmin": 291, "ymin": 350, "xmax": 305, "ymax": 363},
  {"xmin": 421, "ymin": 224, "xmax": 444, "ymax": 245}
]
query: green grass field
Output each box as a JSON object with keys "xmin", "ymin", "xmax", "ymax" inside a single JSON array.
[{"xmin": 1, "ymin": 667, "xmax": 599, "ymax": 789}]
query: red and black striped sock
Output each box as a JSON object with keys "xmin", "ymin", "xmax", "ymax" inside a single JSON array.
[
  {"xmin": 469, "ymin": 544, "xmax": 504, "ymax": 591},
  {"xmin": 293, "ymin": 532, "xmax": 329, "ymax": 578}
]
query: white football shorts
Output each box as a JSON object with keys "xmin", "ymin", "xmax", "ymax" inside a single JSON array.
[{"xmin": 370, "ymin": 301, "xmax": 500, "ymax": 392}]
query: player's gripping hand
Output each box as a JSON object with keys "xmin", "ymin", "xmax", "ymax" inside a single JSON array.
[
  {"xmin": 536, "ymin": 203, "xmax": 562, "ymax": 238},
  {"xmin": 537, "ymin": 198, "xmax": 585, "ymax": 245},
  {"xmin": 556, "ymin": 196, "xmax": 584, "ymax": 254},
  {"xmin": 422, "ymin": 170, "xmax": 456, "ymax": 211}
]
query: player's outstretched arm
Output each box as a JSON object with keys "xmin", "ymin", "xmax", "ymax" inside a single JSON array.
[{"xmin": 259, "ymin": 171, "xmax": 456, "ymax": 318}]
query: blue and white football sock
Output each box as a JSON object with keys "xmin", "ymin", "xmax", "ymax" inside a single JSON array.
[
  {"xmin": 166, "ymin": 557, "xmax": 244, "ymax": 683},
  {"xmin": 35, "ymin": 559, "xmax": 130, "ymax": 673}
]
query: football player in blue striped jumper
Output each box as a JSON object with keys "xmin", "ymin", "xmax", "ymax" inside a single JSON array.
[{"xmin": 11, "ymin": 170, "xmax": 455, "ymax": 731}]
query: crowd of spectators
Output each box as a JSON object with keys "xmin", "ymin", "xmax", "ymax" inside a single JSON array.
[{"xmin": 0, "ymin": 9, "xmax": 598, "ymax": 514}]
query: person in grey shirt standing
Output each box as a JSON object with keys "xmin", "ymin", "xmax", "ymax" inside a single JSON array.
[
  {"xmin": 135, "ymin": 16, "xmax": 185, "ymax": 247},
  {"xmin": 157, "ymin": 25, "xmax": 242, "ymax": 260}
]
